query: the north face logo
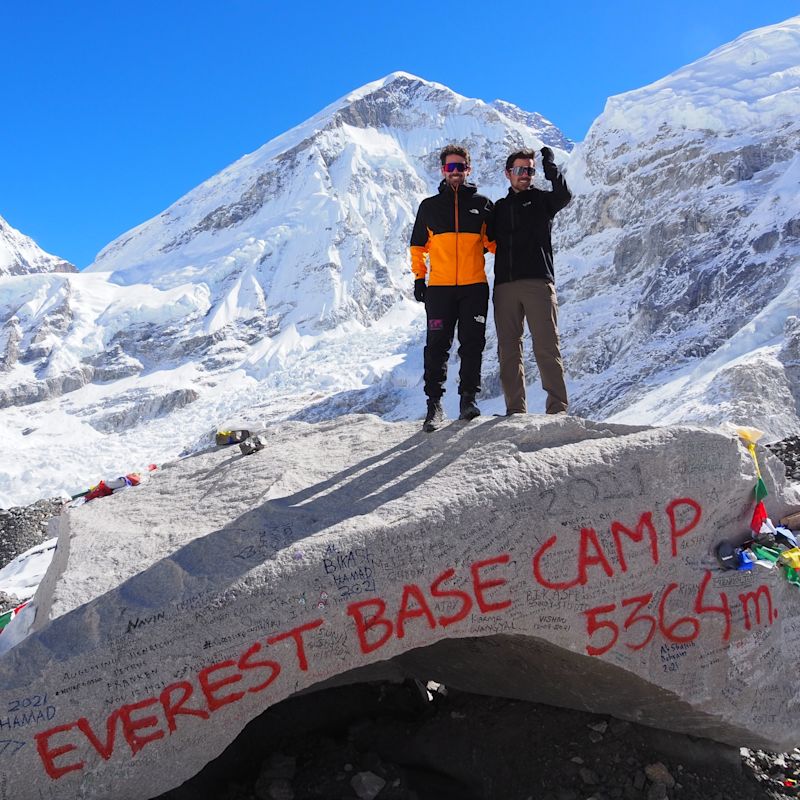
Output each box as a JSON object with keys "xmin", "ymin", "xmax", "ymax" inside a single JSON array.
[
  {"xmin": 469, "ymin": 208, "xmax": 479, "ymax": 214},
  {"xmin": 474, "ymin": 315, "xmax": 486, "ymax": 324}
]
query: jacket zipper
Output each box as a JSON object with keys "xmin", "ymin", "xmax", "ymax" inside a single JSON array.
[
  {"xmin": 509, "ymin": 198, "xmax": 515, "ymax": 282},
  {"xmin": 454, "ymin": 188, "xmax": 459, "ymax": 286}
]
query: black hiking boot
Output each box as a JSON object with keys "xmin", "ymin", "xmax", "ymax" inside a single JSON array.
[
  {"xmin": 459, "ymin": 394, "xmax": 480, "ymax": 421},
  {"xmin": 423, "ymin": 400, "xmax": 444, "ymax": 433}
]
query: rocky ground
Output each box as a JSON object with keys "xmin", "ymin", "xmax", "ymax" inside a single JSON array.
[
  {"xmin": 766, "ymin": 436, "xmax": 800, "ymax": 482},
  {"xmin": 153, "ymin": 680, "xmax": 800, "ymax": 800},
  {"xmin": 0, "ymin": 497, "xmax": 62, "ymax": 569},
  {"xmin": 3, "ymin": 435, "xmax": 800, "ymax": 799},
  {"xmin": 0, "ymin": 497, "xmax": 63, "ymax": 613}
]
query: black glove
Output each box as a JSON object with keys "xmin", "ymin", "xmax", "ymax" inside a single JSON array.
[
  {"xmin": 414, "ymin": 279, "xmax": 427, "ymax": 303},
  {"xmin": 541, "ymin": 146, "xmax": 557, "ymax": 179}
]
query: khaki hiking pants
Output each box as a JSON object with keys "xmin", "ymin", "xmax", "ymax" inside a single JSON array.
[{"xmin": 493, "ymin": 278, "xmax": 568, "ymax": 415}]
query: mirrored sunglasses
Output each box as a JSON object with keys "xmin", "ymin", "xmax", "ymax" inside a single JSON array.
[
  {"xmin": 509, "ymin": 166, "xmax": 535, "ymax": 176},
  {"xmin": 443, "ymin": 162, "xmax": 469, "ymax": 172}
]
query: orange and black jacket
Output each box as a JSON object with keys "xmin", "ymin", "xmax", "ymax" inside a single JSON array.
[{"xmin": 409, "ymin": 181, "xmax": 495, "ymax": 286}]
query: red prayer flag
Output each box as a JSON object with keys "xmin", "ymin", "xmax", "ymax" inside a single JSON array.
[{"xmin": 751, "ymin": 500, "xmax": 768, "ymax": 532}]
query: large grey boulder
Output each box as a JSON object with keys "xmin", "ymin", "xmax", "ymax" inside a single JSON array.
[{"xmin": 0, "ymin": 414, "xmax": 798, "ymax": 800}]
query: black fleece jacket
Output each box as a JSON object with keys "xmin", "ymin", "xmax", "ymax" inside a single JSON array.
[{"xmin": 489, "ymin": 163, "xmax": 572, "ymax": 285}]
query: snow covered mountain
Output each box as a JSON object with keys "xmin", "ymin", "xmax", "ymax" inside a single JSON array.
[
  {"xmin": 555, "ymin": 15, "xmax": 800, "ymax": 436},
  {"xmin": 2, "ymin": 12, "xmax": 799, "ymax": 508},
  {"xmin": 0, "ymin": 73, "xmax": 570, "ymax": 505},
  {"xmin": 85, "ymin": 72, "xmax": 569, "ymax": 329},
  {"xmin": 0, "ymin": 214, "xmax": 75, "ymax": 277}
]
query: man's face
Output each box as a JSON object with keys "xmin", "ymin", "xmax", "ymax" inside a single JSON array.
[
  {"xmin": 441, "ymin": 153, "xmax": 470, "ymax": 190},
  {"xmin": 506, "ymin": 158, "xmax": 535, "ymax": 192}
]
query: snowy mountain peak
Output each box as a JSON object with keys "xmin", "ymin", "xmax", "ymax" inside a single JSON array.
[
  {"xmin": 694, "ymin": 13, "xmax": 800, "ymax": 79},
  {"xmin": 555, "ymin": 15, "xmax": 800, "ymax": 436},
  {"xmin": 0, "ymin": 215, "xmax": 76, "ymax": 277},
  {"xmin": 490, "ymin": 99, "xmax": 574, "ymax": 151},
  {"xmin": 598, "ymin": 15, "xmax": 800, "ymax": 145},
  {"xmin": 339, "ymin": 71, "xmax": 448, "ymax": 103},
  {"xmin": 87, "ymin": 72, "xmax": 571, "ymax": 298}
]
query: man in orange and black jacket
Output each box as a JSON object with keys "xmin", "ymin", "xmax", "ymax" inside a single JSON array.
[{"xmin": 410, "ymin": 144, "xmax": 495, "ymax": 432}]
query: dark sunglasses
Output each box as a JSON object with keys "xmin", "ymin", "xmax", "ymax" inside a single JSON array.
[
  {"xmin": 509, "ymin": 166, "xmax": 535, "ymax": 176},
  {"xmin": 443, "ymin": 162, "xmax": 469, "ymax": 172}
]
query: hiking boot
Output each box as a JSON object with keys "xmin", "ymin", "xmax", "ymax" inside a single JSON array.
[
  {"xmin": 423, "ymin": 400, "xmax": 444, "ymax": 433},
  {"xmin": 459, "ymin": 394, "xmax": 480, "ymax": 421}
]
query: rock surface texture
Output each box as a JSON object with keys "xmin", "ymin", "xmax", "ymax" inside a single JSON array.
[{"xmin": 0, "ymin": 414, "xmax": 799, "ymax": 799}]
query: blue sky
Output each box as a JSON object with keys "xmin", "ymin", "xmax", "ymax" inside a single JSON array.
[{"xmin": 2, "ymin": 1, "xmax": 799, "ymax": 268}]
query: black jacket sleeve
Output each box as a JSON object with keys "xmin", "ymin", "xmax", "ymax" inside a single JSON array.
[
  {"xmin": 410, "ymin": 199, "xmax": 430, "ymax": 247},
  {"xmin": 542, "ymin": 163, "xmax": 573, "ymax": 217}
]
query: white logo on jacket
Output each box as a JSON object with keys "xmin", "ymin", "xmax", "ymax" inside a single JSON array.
[{"xmin": 469, "ymin": 208, "xmax": 479, "ymax": 214}]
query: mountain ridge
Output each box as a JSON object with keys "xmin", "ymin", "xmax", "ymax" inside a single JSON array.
[{"xmin": 0, "ymin": 214, "xmax": 76, "ymax": 277}]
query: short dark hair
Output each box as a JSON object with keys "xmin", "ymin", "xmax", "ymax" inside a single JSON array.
[
  {"xmin": 505, "ymin": 149, "xmax": 537, "ymax": 171},
  {"xmin": 440, "ymin": 144, "xmax": 470, "ymax": 166}
]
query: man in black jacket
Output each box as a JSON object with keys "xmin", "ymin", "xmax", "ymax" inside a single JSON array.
[
  {"xmin": 410, "ymin": 145, "xmax": 494, "ymax": 432},
  {"xmin": 489, "ymin": 147, "xmax": 572, "ymax": 415}
]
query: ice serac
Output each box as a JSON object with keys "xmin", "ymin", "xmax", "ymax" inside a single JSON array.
[
  {"xmin": 557, "ymin": 16, "xmax": 800, "ymax": 437},
  {"xmin": 0, "ymin": 215, "xmax": 76, "ymax": 277},
  {"xmin": 1, "ymin": 415, "xmax": 799, "ymax": 799}
]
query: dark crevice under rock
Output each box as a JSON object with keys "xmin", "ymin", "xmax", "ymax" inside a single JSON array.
[{"xmin": 154, "ymin": 680, "xmax": 795, "ymax": 800}]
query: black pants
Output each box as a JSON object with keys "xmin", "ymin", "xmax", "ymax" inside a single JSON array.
[{"xmin": 423, "ymin": 283, "xmax": 489, "ymax": 400}]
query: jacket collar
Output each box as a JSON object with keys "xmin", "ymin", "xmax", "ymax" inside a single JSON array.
[
  {"xmin": 507, "ymin": 186, "xmax": 535, "ymax": 199},
  {"xmin": 438, "ymin": 180, "xmax": 478, "ymax": 197}
]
